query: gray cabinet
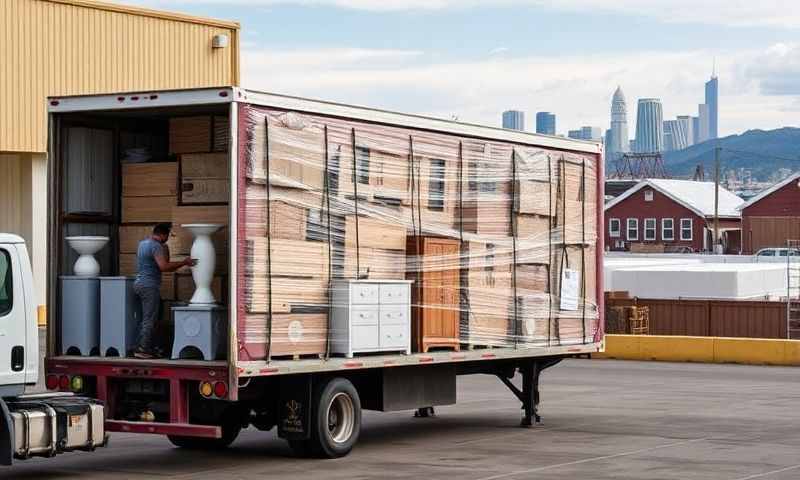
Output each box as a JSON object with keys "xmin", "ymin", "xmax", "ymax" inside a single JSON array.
[{"xmin": 331, "ymin": 280, "xmax": 412, "ymax": 358}]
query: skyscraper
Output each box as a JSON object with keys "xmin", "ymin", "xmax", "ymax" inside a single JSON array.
[
  {"xmin": 535, "ymin": 111, "xmax": 556, "ymax": 135},
  {"xmin": 502, "ymin": 110, "xmax": 525, "ymax": 131},
  {"xmin": 568, "ymin": 126, "xmax": 602, "ymax": 141},
  {"xmin": 697, "ymin": 103, "xmax": 710, "ymax": 143},
  {"xmin": 677, "ymin": 115, "xmax": 694, "ymax": 147},
  {"xmin": 634, "ymin": 98, "xmax": 664, "ymax": 153},
  {"xmin": 692, "ymin": 116, "xmax": 700, "ymax": 144},
  {"xmin": 705, "ymin": 74, "xmax": 718, "ymax": 139},
  {"xmin": 607, "ymin": 86, "xmax": 629, "ymax": 159},
  {"xmin": 663, "ymin": 119, "xmax": 689, "ymax": 152}
]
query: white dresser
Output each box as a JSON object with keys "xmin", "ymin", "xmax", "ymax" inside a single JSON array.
[{"xmin": 331, "ymin": 279, "xmax": 413, "ymax": 358}]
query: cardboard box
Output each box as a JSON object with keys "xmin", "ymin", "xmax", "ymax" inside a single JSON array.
[
  {"xmin": 122, "ymin": 163, "xmax": 178, "ymax": 197},
  {"xmin": 213, "ymin": 115, "xmax": 229, "ymax": 152},
  {"xmin": 245, "ymin": 276, "xmax": 329, "ymax": 314},
  {"xmin": 180, "ymin": 153, "xmax": 228, "ymax": 178},
  {"xmin": 248, "ymin": 116, "xmax": 325, "ymax": 190},
  {"xmin": 247, "ymin": 238, "xmax": 330, "ymax": 279},
  {"xmin": 342, "ymin": 247, "xmax": 406, "ymax": 280},
  {"xmin": 181, "ymin": 178, "xmax": 229, "ymax": 204},
  {"xmin": 122, "ymin": 196, "xmax": 176, "ymax": 224},
  {"xmin": 169, "ymin": 116, "xmax": 212, "ymax": 154}
]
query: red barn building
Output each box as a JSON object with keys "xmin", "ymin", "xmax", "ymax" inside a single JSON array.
[
  {"xmin": 604, "ymin": 179, "xmax": 744, "ymax": 253},
  {"xmin": 739, "ymin": 172, "xmax": 800, "ymax": 254}
]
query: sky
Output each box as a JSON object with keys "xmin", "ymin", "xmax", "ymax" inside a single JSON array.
[{"xmin": 125, "ymin": 0, "xmax": 800, "ymax": 137}]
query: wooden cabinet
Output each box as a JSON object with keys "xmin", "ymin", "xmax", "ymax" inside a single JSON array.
[{"xmin": 406, "ymin": 236, "xmax": 461, "ymax": 353}]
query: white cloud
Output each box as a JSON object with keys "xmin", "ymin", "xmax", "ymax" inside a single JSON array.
[
  {"xmin": 241, "ymin": 43, "xmax": 800, "ymax": 137},
  {"xmin": 133, "ymin": 0, "xmax": 800, "ymax": 27}
]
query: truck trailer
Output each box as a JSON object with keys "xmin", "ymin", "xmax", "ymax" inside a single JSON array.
[{"xmin": 1, "ymin": 86, "xmax": 604, "ymax": 463}]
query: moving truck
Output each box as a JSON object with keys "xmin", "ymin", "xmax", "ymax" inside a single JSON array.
[{"xmin": 1, "ymin": 86, "xmax": 604, "ymax": 464}]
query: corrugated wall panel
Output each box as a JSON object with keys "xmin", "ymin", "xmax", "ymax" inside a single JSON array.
[{"xmin": 0, "ymin": 0, "xmax": 239, "ymax": 153}]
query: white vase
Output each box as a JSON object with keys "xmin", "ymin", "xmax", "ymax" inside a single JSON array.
[
  {"xmin": 65, "ymin": 236, "xmax": 109, "ymax": 277},
  {"xmin": 183, "ymin": 224, "xmax": 223, "ymax": 305}
]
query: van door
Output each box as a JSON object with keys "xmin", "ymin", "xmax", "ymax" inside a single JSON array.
[{"xmin": 0, "ymin": 246, "xmax": 27, "ymax": 393}]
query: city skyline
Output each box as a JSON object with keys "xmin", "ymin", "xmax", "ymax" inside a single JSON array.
[{"xmin": 124, "ymin": 1, "xmax": 800, "ymax": 138}]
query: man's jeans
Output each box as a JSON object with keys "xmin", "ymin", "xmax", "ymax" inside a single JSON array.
[{"xmin": 133, "ymin": 283, "xmax": 161, "ymax": 352}]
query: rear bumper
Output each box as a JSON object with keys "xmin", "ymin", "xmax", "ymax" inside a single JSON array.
[{"xmin": 106, "ymin": 420, "xmax": 221, "ymax": 438}]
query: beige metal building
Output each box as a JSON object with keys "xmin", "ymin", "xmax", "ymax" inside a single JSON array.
[{"xmin": 0, "ymin": 0, "xmax": 240, "ymax": 310}]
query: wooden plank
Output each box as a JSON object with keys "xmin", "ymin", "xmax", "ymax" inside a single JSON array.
[
  {"xmin": 122, "ymin": 163, "xmax": 178, "ymax": 197},
  {"xmin": 247, "ymin": 238, "xmax": 330, "ymax": 279},
  {"xmin": 122, "ymin": 196, "xmax": 176, "ymax": 224},
  {"xmin": 341, "ymin": 246, "xmax": 406, "ymax": 280},
  {"xmin": 248, "ymin": 115, "xmax": 325, "ymax": 190},
  {"xmin": 245, "ymin": 276, "xmax": 329, "ymax": 314}
]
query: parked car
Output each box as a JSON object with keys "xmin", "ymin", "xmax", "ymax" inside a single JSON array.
[{"xmin": 755, "ymin": 247, "xmax": 800, "ymax": 258}]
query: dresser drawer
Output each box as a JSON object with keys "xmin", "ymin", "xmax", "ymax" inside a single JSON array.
[
  {"xmin": 379, "ymin": 284, "xmax": 409, "ymax": 304},
  {"xmin": 380, "ymin": 323, "xmax": 408, "ymax": 349},
  {"xmin": 351, "ymin": 306, "xmax": 379, "ymax": 326},
  {"xmin": 351, "ymin": 283, "xmax": 380, "ymax": 304},
  {"xmin": 380, "ymin": 305, "xmax": 407, "ymax": 326},
  {"xmin": 351, "ymin": 324, "xmax": 379, "ymax": 350}
]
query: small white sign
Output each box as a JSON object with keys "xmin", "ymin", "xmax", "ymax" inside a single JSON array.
[
  {"xmin": 560, "ymin": 268, "xmax": 580, "ymax": 311},
  {"xmin": 288, "ymin": 320, "xmax": 304, "ymax": 344}
]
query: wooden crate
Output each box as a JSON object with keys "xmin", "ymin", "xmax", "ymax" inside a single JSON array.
[
  {"xmin": 122, "ymin": 163, "xmax": 178, "ymax": 197},
  {"xmin": 122, "ymin": 196, "xmax": 176, "ymax": 224},
  {"xmin": 341, "ymin": 246, "xmax": 406, "ymax": 280},
  {"xmin": 344, "ymin": 215, "xmax": 407, "ymax": 250},
  {"xmin": 241, "ymin": 313, "xmax": 327, "ymax": 359},
  {"xmin": 247, "ymin": 238, "xmax": 330, "ymax": 279},
  {"xmin": 169, "ymin": 116, "xmax": 212, "ymax": 154},
  {"xmin": 245, "ymin": 276, "xmax": 329, "ymax": 314}
]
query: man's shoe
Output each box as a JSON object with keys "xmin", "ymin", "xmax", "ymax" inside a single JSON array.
[{"xmin": 133, "ymin": 348, "xmax": 157, "ymax": 359}]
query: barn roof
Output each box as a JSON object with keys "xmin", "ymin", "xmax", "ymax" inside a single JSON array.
[
  {"xmin": 737, "ymin": 172, "xmax": 800, "ymax": 211},
  {"xmin": 604, "ymin": 179, "xmax": 744, "ymax": 219}
]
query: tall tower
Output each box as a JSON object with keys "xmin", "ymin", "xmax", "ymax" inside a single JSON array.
[
  {"xmin": 607, "ymin": 86, "xmax": 629, "ymax": 159},
  {"xmin": 705, "ymin": 73, "xmax": 718, "ymax": 139},
  {"xmin": 634, "ymin": 98, "xmax": 664, "ymax": 153},
  {"xmin": 535, "ymin": 111, "xmax": 556, "ymax": 135},
  {"xmin": 502, "ymin": 110, "xmax": 525, "ymax": 131}
]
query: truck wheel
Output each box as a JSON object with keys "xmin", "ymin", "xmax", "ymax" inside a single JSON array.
[{"xmin": 307, "ymin": 377, "xmax": 361, "ymax": 458}]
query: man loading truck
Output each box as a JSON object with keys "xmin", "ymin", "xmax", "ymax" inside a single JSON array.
[{"xmin": 133, "ymin": 223, "xmax": 195, "ymax": 359}]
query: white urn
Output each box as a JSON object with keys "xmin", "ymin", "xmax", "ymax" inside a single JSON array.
[
  {"xmin": 182, "ymin": 224, "xmax": 223, "ymax": 305},
  {"xmin": 65, "ymin": 236, "xmax": 109, "ymax": 277}
]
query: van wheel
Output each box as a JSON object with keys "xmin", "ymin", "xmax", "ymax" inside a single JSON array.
[{"xmin": 308, "ymin": 377, "xmax": 361, "ymax": 458}]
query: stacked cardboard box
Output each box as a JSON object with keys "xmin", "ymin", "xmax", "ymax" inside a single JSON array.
[
  {"xmin": 180, "ymin": 153, "xmax": 230, "ymax": 204},
  {"xmin": 121, "ymin": 163, "xmax": 178, "ymax": 223}
]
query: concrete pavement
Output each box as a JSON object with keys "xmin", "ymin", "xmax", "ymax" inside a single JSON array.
[{"xmin": 7, "ymin": 358, "xmax": 800, "ymax": 479}]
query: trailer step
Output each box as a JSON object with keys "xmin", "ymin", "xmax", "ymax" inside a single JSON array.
[{"xmin": 105, "ymin": 420, "xmax": 221, "ymax": 439}]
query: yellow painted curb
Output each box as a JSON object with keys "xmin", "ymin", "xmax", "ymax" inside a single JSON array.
[
  {"xmin": 37, "ymin": 305, "xmax": 47, "ymax": 327},
  {"xmin": 597, "ymin": 334, "xmax": 800, "ymax": 366}
]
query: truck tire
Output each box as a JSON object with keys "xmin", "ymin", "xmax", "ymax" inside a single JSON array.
[
  {"xmin": 306, "ymin": 377, "xmax": 361, "ymax": 458},
  {"xmin": 167, "ymin": 408, "xmax": 242, "ymax": 450}
]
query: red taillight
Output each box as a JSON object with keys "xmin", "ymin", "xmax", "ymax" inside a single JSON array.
[
  {"xmin": 219, "ymin": 90, "xmax": 229, "ymax": 97},
  {"xmin": 45, "ymin": 375, "xmax": 59, "ymax": 390},
  {"xmin": 213, "ymin": 381, "xmax": 227, "ymax": 398},
  {"xmin": 117, "ymin": 96, "xmax": 125, "ymax": 102},
  {"xmin": 58, "ymin": 375, "xmax": 70, "ymax": 390}
]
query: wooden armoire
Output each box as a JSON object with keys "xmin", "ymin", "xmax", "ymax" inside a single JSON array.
[{"xmin": 406, "ymin": 236, "xmax": 461, "ymax": 352}]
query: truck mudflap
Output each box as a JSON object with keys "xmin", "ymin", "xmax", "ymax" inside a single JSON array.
[
  {"xmin": 5, "ymin": 396, "xmax": 107, "ymax": 462},
  {"xmin": 0, "ymin": 399, "xmax": 13, "ymax": 466}
]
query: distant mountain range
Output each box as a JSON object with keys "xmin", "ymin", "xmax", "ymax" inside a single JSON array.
[{"xmin": 663, "ymin": 127, "xmax": 800, "ymax": 181}]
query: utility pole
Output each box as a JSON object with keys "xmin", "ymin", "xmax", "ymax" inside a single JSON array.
[{"xmin": 713, "ymin": 145, "xmax": 720, "ymax": 254}]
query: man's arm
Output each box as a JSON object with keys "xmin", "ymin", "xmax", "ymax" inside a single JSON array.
[{"xmin": 153, "ymin": 247, "xmax": 196, "ymax": 273}]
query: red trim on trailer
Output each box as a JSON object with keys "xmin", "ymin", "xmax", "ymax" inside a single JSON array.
[
  {"xmin": 344, "ymin": 361, "xmax": 363, "ymax": 368},
  {"xmin": 481, "ymin": 353, "xmax": 496, "ymax": 359},
  {"xmin": 419, "ymin": 357, "xmax": 434, "ymax": 363},
  {"xmin": 46, "ymin": 359, "xmax": 228, "ymax": 382},
  {"xmin": 170, "ymin": 379, "xmax": 189, "ymax": 423},
  {"xmin": 106, "ymin": 421, "xmax": 221, "ymax": 439}
]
